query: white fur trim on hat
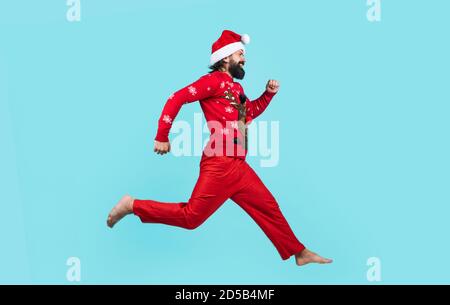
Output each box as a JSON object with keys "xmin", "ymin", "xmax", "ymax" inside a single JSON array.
[{"xmin": 210, "ymin": 41, "xmax": 246, "ymax": 66}]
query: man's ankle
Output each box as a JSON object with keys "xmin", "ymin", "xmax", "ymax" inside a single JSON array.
[{"xmin": 129, "ymin": 197, "xmax": 135, "ymax": 213}]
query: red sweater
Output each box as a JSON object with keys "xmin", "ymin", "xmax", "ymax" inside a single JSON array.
[{"xmin": 155, "ymin": 71, "xmax": 276, "ymax": 159}]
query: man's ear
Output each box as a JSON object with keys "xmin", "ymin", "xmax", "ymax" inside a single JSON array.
[{"xmin": 222, "ymin": 56, "xmax": 230, "ymax": 64}]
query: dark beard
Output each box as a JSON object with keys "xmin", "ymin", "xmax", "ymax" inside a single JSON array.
[{"xmin": 228, "ymin": 60, "xmax": 245, "ymax": 80}]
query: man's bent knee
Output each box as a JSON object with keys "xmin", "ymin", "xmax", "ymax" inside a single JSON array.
[{"xmin": 185, "ymin": 216, "xmax": 206, "ymax": 230}]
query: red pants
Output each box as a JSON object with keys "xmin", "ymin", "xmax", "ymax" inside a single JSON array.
[{"xmin": 133, "ymin": 156, "xmax": 305, "ymax": 260}]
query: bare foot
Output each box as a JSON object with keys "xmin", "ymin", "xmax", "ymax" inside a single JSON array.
[
  {"xmin": 295, "ymin": 248, "xmax": 333, "ymax": 266},
  {"xmin": 107, "ymin": 195, "xmax": 134, "ymax": 228}
]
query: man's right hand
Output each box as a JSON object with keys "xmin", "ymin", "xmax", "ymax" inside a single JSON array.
[{"xmin": 154, "ymin": 140, "xmax": 171, "ymax": 155}]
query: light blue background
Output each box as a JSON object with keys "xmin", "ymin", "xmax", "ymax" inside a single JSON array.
[{"xmin": 1, "ymin": 0, "xmax": 449, "ymax": 284}]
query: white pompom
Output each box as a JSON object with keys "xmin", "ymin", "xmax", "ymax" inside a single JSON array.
[{"xmin": 241, "ymin": 34, "xmax": 250, "ymax": 44}]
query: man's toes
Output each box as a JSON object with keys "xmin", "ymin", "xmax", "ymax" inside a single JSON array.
[
  {"xmin": 318, "ymin": 257, "xmax": 333, "ymax": 264},
  {"xmin": 107, "ymin": 213, "xmax": 115, "ymax": 228}
]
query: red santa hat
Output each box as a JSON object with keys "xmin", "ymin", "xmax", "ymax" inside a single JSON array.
[{"xmin": 210, "ymin": 30, "xmax": 250, "ymax": 66}]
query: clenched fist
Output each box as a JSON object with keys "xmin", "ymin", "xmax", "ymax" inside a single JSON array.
[
  {"xmin": 266, "ymin": 80, "xmax": 280, "ymax": 94},
  {"xmin": 154, "ymin": 140, "xmax": 171, "ymax": 155}
]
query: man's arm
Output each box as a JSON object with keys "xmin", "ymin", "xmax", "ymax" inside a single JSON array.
[
  {"xmin": 154, "ymin": 74, "xmax": 219, "ymax": 154},
  {"xmin": 245, "ymin": 80, "xmax": 280, "ymax": 120}
]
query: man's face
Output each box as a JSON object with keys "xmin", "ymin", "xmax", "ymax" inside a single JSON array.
[{"xmin": 227, "ymin": 49, "xmax": 246, "ymax": 80}]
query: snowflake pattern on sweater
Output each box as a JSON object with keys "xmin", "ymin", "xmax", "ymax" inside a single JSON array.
[
  {"xmin": 224, "ymin": 106, "xmax": 234, "ymax": 113},
  {"xmin": 188, "ymin": 86, "xmax": 197, "ymax": 96},
  {"xmin": 162, "ymin": 114, "xmax": 172, "ymax": 124}
]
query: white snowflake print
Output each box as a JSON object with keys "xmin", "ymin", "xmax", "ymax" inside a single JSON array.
[
  {"xmin": 220, "ymin": 128, "xmax": 230, "ymax": 135},
  {"xmin": 168, "ymin": 93, "xmax": 175, "ymax": 100},
  {"xmin": 225, "ymin": 106, "xmax": 234, "ymax": 113},
  {"xmin": 162, "ymin": 114, "xmax": 172, "ymax": 124},
  {"xmin": 207, "ymin": 87, "xmax": 211, "ymax": 91},
  {"xmin": 230, "ymin": 121, "xmax": 238, "ymax": 129},
  {"xmin": 188, "ymin": 86, "xmax": 197, "ymax": 96},
  {"xmin": 220, "ymin": 81, "xmax": 225, "ymax": 89}
]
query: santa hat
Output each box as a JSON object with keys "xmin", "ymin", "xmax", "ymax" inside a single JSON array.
[{"xmin": 210, "ymin": 30, "xmax": 250, "ymax": 66}]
